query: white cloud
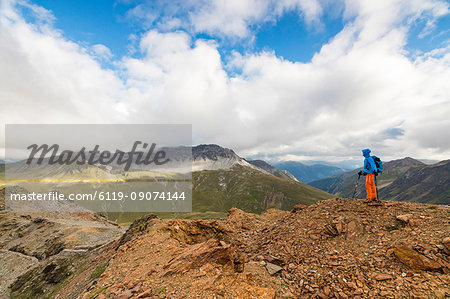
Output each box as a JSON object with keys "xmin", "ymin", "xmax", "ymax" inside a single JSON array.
[
  {"xmin": 0, "ymin": 0, "xmax": 449, "ymax": 162},
  {"xmin": 91, "ymin": 44, "xmax": 113, "ymax": 60},
  {"xmin": 0, "ymin": 0, "xmax": 128, "ymax": 157},
  {"xmin": 125, "ymin": 0, "xmax": 326, "ymax": 39}
]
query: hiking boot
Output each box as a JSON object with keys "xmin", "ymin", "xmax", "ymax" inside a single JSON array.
[
  {"xmin": 368, "ymin": 200, "xmax": 383, "ymax": 206},
  {"xmin": 364, "ymin": 198, "xmax": 375, "ymax": 203}
]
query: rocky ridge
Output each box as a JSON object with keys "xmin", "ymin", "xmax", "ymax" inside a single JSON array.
[
  {"xmin": 82, "ymin": 198, "xmax": 450, "ymax": 298},
  {"xmin": 191, "ymin": 144, "xmax": 265, "ymax": 173}
]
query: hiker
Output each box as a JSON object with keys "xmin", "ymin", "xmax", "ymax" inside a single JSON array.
[{"xmin": 358, "ymin": 148, "xmax": 378, "ymax": 203}]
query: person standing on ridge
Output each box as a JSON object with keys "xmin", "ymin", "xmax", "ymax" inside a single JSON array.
[{"xmin": 358, "ymin": 148, "xmax": 378, "ymax": 203}]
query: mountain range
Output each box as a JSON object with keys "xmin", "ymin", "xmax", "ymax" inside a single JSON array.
[
  {"xmin": 1, "ymin": 145, "xmax": 333, "ymax": 216},
  {"xmin": 246, "ymin": 159, "xmax": 298, "ymax": 181},
  {"xmin": 3, "ymin": 146, "xmax": 449, "ymax": 207},
  {"xmin": 309, "ymin": 157, "xmax": 450, "ymax": 205},
  {"xmin": 273, "ymin": 161, "xmax": 348, "ymax": 183},
  {"xmin": 189, "ymin": 145, "xmax": 331, "ymax": 213},
  {"xmin": 380, "ymin": 159, "xmax": 450, "ymax": 204}
]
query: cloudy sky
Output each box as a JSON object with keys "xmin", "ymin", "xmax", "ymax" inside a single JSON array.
[{"xmin": 0, "ymin": 0, "xmax": 449, "ymax": 164}]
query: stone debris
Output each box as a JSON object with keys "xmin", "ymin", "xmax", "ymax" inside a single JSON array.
[
  {"xmin": 291, "ymin": 204, "xmax": 308, "ymax": 213},
  {"xmin": 82, "ymin": 198, "xmax": 450, "ymax": 298}
]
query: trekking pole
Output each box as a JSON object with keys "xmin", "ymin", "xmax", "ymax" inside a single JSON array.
[
  {"xmin": 352, "ymin": 173, "xmax": 361, "ymax": 198},
  {"xmin": 375, "ymin": 174, "xmax": 380, "ymax": 201}
]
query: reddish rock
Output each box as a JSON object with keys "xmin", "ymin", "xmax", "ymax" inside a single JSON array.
[
  {"xmin": 347, "ymin": 221, "xmax": 356, "ymax": 231},
  {"xmin": 292, "ymin": 204, "xmax": 307, "ymax": 213},
  {"xmin": 443, "ymin": 237, "xmax": 450, "ymax": 251},
  {"xmin": 347, "ymin": 281, "xmax": 357, "ymax": 289},
  {"xmin": 396, "ymin": 214, "xmax": 413, "ymax": 223},
  {"xmin": 162, "ymin": 238, "xmax": 233, "ymax": 276},
  {"xmin": 394, "ymin": 246, "xmax": 442, "ymax": 271},
  {"xmin": 241, "ymin": 285, "xmax": 276, "ymax": 299},
  {"xmin": 263, "ymin": 254, "xmax": 284, "ymax": 266},
  {"xmin": 137, "ymin": 289, "xmax": 153, "ymax": 298},
  {"xmin": 434, "ymin": 289, "xmax": 446, "ymax": 299},
  {"xmin": 408, "ymin": 219, "xmax": 422, "ymax": 226},
  {"xmin": 118, "ymin": 290, "xmax": 132, "ymax": 299},
  {"xmin": 334, "ymin": 221, "xmax": 344, "ymax": 234},
  {"xmin": 316, "ymin": 292, "xmax": 326, "ymax": 298},
  {"xmin": 265, "ymin": 262, "xmax": 283, "ymax": 275},
  {"xmin": 371, "ymin": 273, "xmax": 393, "ymax": 281},
  {"xmin": 310, "ymin": 234, "xmax": 321, "ymax": 240}
]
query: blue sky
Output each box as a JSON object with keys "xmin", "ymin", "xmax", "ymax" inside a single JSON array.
[
  {"xmin": 407, "ymin": 13, "xmax": 450, "ymax": 55},
  {"xmin": 29, "ymin": 0, "xmax": 449, "ymax": 63},
  {"xmin": 30, "ymin": 0, "xmax": 340, "ymax": 62},
  {"xmin": 1, "ymin": 0, "xmax": 450, "ymax": 162},
  {"xmin": 30, "ymin": 1, "xmax": 135, "ymax": 57}
]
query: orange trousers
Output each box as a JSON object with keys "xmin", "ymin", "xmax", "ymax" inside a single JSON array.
[{"xmin": 365, "ymin": 174, "xmax": 377, "ymax": 200}]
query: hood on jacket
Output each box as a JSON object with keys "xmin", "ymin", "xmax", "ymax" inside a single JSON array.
[{"xmin": 362, "ymin": 148, "xmax": 371, "ymax": 157}]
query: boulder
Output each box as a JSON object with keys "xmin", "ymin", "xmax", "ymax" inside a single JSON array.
[
  {"xmin": 333, "ymin": 217, "xmax": 345, "ymax": 234},
  {"xmin": 162, "ymin": 238, "xmax": 233, "ymax": 276},
  {"xmin": 396, "ymin": 214, "xmax": 413, "ymax": 223},
  {"xmin": 263, "ymin": 255, "xmax": 284, "ymax": 266},
  {"xmin": 265, "ymin": 262, "xmax": 283, "ymax": 275},
  {"xmin": 324, "ymin": 217, "xmax": 346, "ymax": 236},
  {"xmin": 394, "ymin": 246, "xmax": 441, "ymax": 271}
]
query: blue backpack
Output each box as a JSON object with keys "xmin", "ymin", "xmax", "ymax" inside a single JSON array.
[{"xmin": 372, "ymin": 156, "xmax": 383, "ymax": 175}]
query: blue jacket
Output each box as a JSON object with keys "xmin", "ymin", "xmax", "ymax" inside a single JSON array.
[{"xmin": 362, "ymin": 148, "xmax": 377, "ymax": 174}]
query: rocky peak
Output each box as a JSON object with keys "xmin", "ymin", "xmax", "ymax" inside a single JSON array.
[{"xmin": 192, "ymin": 144, "xmax": 238, "ymax": 161}]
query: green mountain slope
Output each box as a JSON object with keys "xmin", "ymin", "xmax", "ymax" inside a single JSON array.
[
  {"xmin": 379, "ymin": 160, "xmax": 450, "ymax": 205},
  {"xmin": 106, "ymin": 165, "xmax": 333, "ymax": 224},
  {"xmin": 309, "ymin": 157, "xmax": 425, "ymax": 198},
  {"xmin": 192, "ymin": 165, "xmax": 333, "ymax": 213},
  {"xmin": 247, "ymin": 159, "xmax": 298, "ymax": 181}
]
